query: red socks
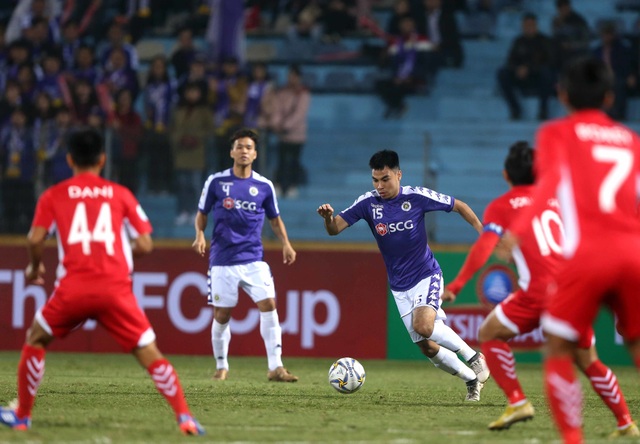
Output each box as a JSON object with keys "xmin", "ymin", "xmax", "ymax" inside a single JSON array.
[
  {"xmin": 147, "ymin": 358, "xmax": 190, "ymax": 419},
  {"xmin": 16, "ymin": 344, "xmax": 46, "ymax": 419},
  {"xmin": 545, "ymin": 356, "xmax": 583, "ymax": 444},
  {"xmin": 481, "ymin": 340, "xmax": 526, "ymax": 405},
  {"xmin": 585, "ymin": 361, "xmax": 632, "ymax": 428}
]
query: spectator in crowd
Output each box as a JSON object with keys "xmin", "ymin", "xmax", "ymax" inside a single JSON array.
[
  {"xmin": 272, "ymin": 64, "xmax": 310, "ymax": 199},
  {"xmin": 210, "ymin": 56, "xmax": 248, "ymax": 172},
  {"xmin": 60, "ymin": 20, "xmax": 82, "ymax": 70},
  {"xmin": 70, "ymin": 79, "xmax": 100, "ymax": 125},
  {"xmin": 99, "ymin": 47, "xmax": 140, "ymax": 100},
  {"xmin": 0, "ymin": 22, "xmax": 9, "ymax": 87},
  {"xmin": 171, "ymin": 82, "xmax": 213, "ymax": 226},
  {"xmin": 321, "ymin": 0, "xmax": 357, "ymax": 42},
  {"xmin": 6, "ymin": 40, "xmax": 32, "ymax": 81},
  {"xmin": 142, "ymin": 54, "xmax": 174, "ymax": 195},
  {"xmin": 376, "ymin": 16, "xmax": 430, "ymax": 118},
  {"xmin": 592, "ymin": 20, "xmax": 635, "ymax": 121},
  {"xmin": 551, "ymin": 0, "xmax": 590, "ymax": 69},
  {"xmin": 41, "ymin": 106, "xmax": 73, "ymax": 188},
  {"xmin": 496, "ymin": 13, "xmax": 555, "ymax": 120},
  {"xmin": 18, "ymin": 0, "xmax": 60, "ymax": 44},
  {"xmin": 244, "ymin": 62, "xmax": 277, "ymax": 174},
  {"xmin": 171, "ymin": 27, "xmax": 198, "ymax": 81},
  {"xmin": 0, "ymin": 106, "xmax": 36, "ymax": 233},
  {"xmin": 37, "ymin": 52, "xmax": 66, "ymax": 107},
  {"xmin": 0, "ymin": 80, "xmax": 26, "ymax": 128},
  {"xmin": 286, "ymin": 6, "xmax": 323, "ymax": 60},
  {"xmin": 419, "ymin": 0, "xmax": 464, "ymax": 72},
  {"xmin": 23, "ymin": 17, "xmax": 57, "ymax": 63},
  {"xmin": 387, "ymin": 0, "xmax": 413, "ymax": 37},
  {"xmin": 32, "ymin": 91, "xmax": 55, "ymax": 193},
  {"xmin": 87, "ymin": 106, "xmax": 106, "ymax": 131},
  {"xmin": 16, "ymin": 63, "xmax": 39, "ymax": 103},
  {"xmin": 112, "ymin": 88, "xmax": 143, "ymax": 194},
  {"xmin": 99, "ymin": 21, "xmax": 139, "ymax": 71},
  {"xmin": 178, "ymin": 55, "xmax": 210, "ymax": 100},
  {"xmin": 69, "ymin": 45, "xmax": 99, "ymax": 85}
]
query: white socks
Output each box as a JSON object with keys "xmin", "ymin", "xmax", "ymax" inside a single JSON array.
[
  {"xmin": 260, "ymin": 310, "xmax": 284, "ymax": 371},
  {"xmin": 428, "ymin": 320, "xmax": 477, "ymax": 361},
  {"xmin": 211, "ymin": 320, "xmax": 230, "ymax": 370},
  {"xmin": 429, "ymin": 347, "xmax": 477, "ymax": 382}
]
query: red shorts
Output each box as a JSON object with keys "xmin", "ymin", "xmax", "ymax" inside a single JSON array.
[
  {"xmin": 542, "ymin": 236, "xmax": 640, "ymax": 343},
  {"xmin": 497, "ymin": 289, "xmax": 593, "ymax": 348},
  {"xmin": 38, "ymin": 279, "xmax": 155, "ymax": 352}
]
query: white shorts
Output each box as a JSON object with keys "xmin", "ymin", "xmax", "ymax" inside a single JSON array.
[
  {"xmin": 207, "ymin": 261, "xmax": 276, "ymax": 307},
  {"xmin": 391, "ymin": 273, "xmax": 447, "ymax": 343}
]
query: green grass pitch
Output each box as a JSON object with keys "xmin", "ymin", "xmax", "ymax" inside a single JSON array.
[{"xmin": 0, "ymin": 352, "xmax": 637, "ymax": 443}]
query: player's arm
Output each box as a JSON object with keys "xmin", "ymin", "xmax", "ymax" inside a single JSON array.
[
  {"xmin": 192, "ymin": 211, "xmax": 208, "ymax": 257},
  {"xmin": 269, "ymin": 216, "xmax": 296, "ymax": 265},
  {"xmin": 452, "ymin": 198, "xmax": 483, "ymax": 234},
  {"xmin": 25, "ymin": 226, "xmax": 48, "ymax": 285},
  {"xmin": 443, "ymin": 231, "xmax": 501, "ymax": 302},
  {"xmin": 132, "ymin": 233, "xmax": 153, "ymax": 256},
  {"xmin": 317, "ymin": 203, "xmax": 349, "ymax": 236}
]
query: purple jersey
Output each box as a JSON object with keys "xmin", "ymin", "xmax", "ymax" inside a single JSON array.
[
  {"xmin": 340, "ymin": 186, "xmax": 455, "ymax": 291},
  {"xmin": 198, "ymin": 169, "xmax": 279, "ymax": 266}
]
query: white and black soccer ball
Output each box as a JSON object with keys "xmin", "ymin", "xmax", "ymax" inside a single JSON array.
[{"xmin": 328, "ymin": 357, "xmax": 366, "ymax": 394}]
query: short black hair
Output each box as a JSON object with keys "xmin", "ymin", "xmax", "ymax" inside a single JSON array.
[
  {"xmin": 558, "ymin": 56, "xmax": 613, "ymax": 110},
  {"xmin": 504, "ymin": 141, "xmax": 534, "ymax": 185},
  {"xmin": 68, "ymin": 127, "xmax": 104, "ymax": 167},
  {"xmin": 522, "ymin": 12, "xmax": 537, "ymax": 21},
  {"xmin": 369, "ymin": 150, "xmax": 400, "ymax": 170},
  {"xmin": 555, "ymin": 0, "xmax": 570, "ymax": 8},
  {"xmin": 230, "ymin": 128, "xmax": 259, "ymax": 150}
]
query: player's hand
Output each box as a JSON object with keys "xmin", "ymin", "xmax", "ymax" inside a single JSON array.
[
  {"xmin": 192, "ymin": 236, "xmax": 207, "ymax": 257},
  {"xmin": 283, "ymin": 243, "xmax": 296, "ymax": 265},
  {"xmin": 496, "ymin": 232, "xmax": 518, "ymax": 261},
  {"xmin": 442, "ymin": 288, "xmax": 457, "ymax": 302},
  {"xmin": 25, "ymin": 263, "xmax": 45, "ymax": 285},
  {"xmin": 317, "ymin": 204, "xmax": 334, "ymax": 220}
]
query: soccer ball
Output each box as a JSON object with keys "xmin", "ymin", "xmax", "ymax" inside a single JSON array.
[{"xmin": 328, "ymin": 357, "xmax": 366, "ymax": 394}]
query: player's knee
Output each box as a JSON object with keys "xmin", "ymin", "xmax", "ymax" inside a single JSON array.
[
  {"xmin": 413, "ymin": 320, "xmax": 434, "ymax": 339},
  {"xmin": 25, "ymin": 325, "xmax": 53, "ymax": 348}
]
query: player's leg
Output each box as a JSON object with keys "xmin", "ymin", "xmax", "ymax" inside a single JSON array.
[
  {"xmin": 211, "ymin": 307, "xmax": 232, "ymax": 380},
  {"xmin": 208, "ymin": 265, "xmax": 240, "ymax": 380},
  {"xmin": 479, "ymin": 292, "xmax": 537, "ymax": 430},
  {"xmin": 543, "ymin": 334, "xmax": 583, "ymax": 444},
  {"xmin": 395, "ymin": 276, "xmax": 483, "ymax": 400},
  {"xmin": 0, "ymin": 315, "xmax": 53, "ymax": 431},
  {"xmin": 133, "ymin": 342, "xmax": 204, "ymax": 435},
  {"xmin": 243, "ymin": 262, "xmax": 297, "ymax": 382},
  {"xmin": 418, "ymin": 273, "xmax": 489, "ymax": 382},
  {"xmin": 574, "ymin": 338, "xmax": 637, "ymax": 437},
  {"xmin": 98, "ymin": 286, "xmax": 204, "ymax": 435}
]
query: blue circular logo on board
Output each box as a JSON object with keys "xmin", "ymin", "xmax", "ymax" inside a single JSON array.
[{"xmin": 476, "ymin": 264, "xmax": 517, "ymax": 307}]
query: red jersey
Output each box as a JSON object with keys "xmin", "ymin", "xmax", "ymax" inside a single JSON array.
[
  {"xmin": 512, "ymin": 110, "xmax": 640, "ymax": 255},
  {"xmin": 484, "ymin": 185, "xmax": 563, "ymax": 298},
  {"xmin": 32, "ymin": 172, "xmax": 152, "ymax": 285}
]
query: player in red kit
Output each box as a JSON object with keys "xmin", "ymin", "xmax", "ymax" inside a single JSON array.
[
  {"xmin": 443, "ymin": 142, "xmax": 637, "ymax": 435},
  {"xmin": 502, "ymin": 58, "xmax": 640, "ymax": 443},
  {"xmin": 0, "ymin": 128, "xmax": 204, "ymax": 436}
]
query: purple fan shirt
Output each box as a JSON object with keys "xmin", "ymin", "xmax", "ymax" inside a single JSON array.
[
  {"xmin": 339, "ymin": 186, "xmax": 455, "ymax": 291},
  {"xmin": 198, "ymin": 169, "xmax": 279, "ymax": 266}
]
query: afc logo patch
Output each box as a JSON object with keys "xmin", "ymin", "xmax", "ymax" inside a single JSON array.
[
  {"xmin": 376, "ymin": 223, "xmax": 388, "ymax": 236},
  {"xmin": 223, "ymin": 197, "xmax": 234, "ymax": 209}
]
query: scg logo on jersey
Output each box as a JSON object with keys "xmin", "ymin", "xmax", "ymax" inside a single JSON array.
[
  {"xmin": 222, "ymin": 197, "xmax": 257, "ymax": 211},
  {"xmin": 375, "ymin": 220, "xmax": 414, "ymax": 236}
]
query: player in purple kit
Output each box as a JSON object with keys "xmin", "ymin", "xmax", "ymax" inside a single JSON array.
[
  {"xmin": 317, "ymin": 150, "xmax": 490, "ymax": 401},
  {"xmin": 193, "ymin": 128, "xmax": 298, "ymax": 382}
]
